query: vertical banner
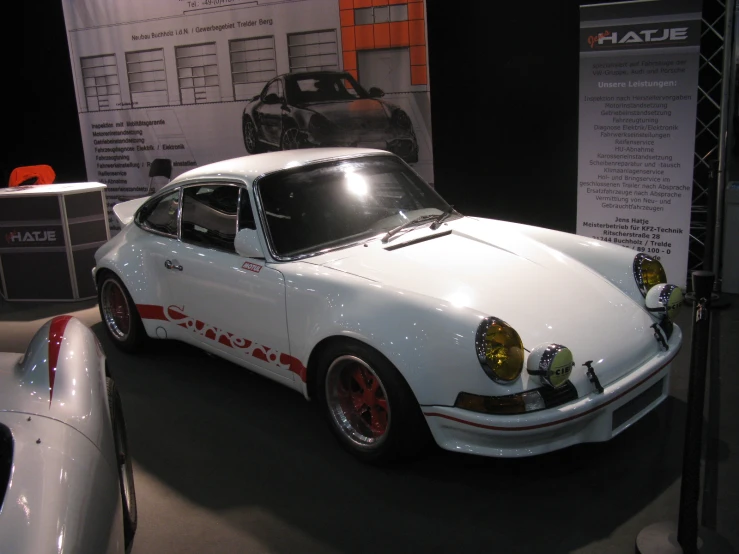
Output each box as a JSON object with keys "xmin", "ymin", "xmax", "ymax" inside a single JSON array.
[
  {"xmin": 577, "ymin": 0, "xmax": 702, "ymax": 288},
  {"xmin": 60, "ymin": 0, "xmax": 433, "ymax": 234}
]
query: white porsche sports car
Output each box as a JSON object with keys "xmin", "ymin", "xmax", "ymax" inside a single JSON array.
[
  {"xmin": 0, "ymin": 316, "xmax": 136, "ymax": 552},
  {"xmin": 94, "ymin": 148, "xmax": 683, "ymax": 463}
]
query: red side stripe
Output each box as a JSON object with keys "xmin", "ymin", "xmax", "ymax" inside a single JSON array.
[
  {"xmin": 135, "ymin": 303, "xmax": 308, "ymax": 382},
  {"xmin": 136, "ymin": 304, "xmax": 167, "ymax": 320},
  {"xmin": 48, "ymin": 316, "xmax": 73, "ymax": 407}
]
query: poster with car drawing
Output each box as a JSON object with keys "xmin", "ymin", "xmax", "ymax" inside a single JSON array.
[{"xmin": 60, "ymin": 0, "xmax": 433, "ymax": 233}]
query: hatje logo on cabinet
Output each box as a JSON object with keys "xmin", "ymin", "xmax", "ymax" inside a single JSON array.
[{"xmin": 4, "ymin": 230, "xmax": 57, "ymax": 244}]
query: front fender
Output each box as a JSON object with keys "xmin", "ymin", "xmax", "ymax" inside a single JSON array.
[
  {"xmin": 285, "ymin": 263, "xmax": 521, "ymax": 406},
  {"xmin": 0, "ymin": 316, "xmax": 116, "ymax": 471},
  {"xmin": 0, "ymin": 413, "xmax": 123, "ymax": 554}
]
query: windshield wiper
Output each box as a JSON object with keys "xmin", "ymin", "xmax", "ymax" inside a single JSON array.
[
  {"xmin": 381, "ymin": 214, "xmax": 440, "ymax": 243},
  {"xmin": 430, "ymin": 205, "xmax": 455, "ymax": 230}
]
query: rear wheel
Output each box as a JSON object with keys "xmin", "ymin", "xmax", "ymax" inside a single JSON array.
[
  {"xmin": 242, "ymin": 115, "xmax": 262, "ymax": 154},
  {"xmin": 107, "ymin": 377, "xmax": 137, "ymax": 551},
  {"xmin": 316, "ymin": 339, "xmax": 430, "ymax": 464},
  {"xmin": 98, "ymin": 273, "xmax": 146, "ymax": 352}
]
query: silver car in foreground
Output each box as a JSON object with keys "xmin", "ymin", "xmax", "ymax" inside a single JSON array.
[{"xmin": 0, "ymin": 316, "xmax": 136, "ymax": 553}]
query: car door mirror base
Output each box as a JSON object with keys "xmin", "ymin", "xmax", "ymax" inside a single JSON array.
[{"xmin": 235, "ymin": 228, "xmax": 264, "ymax": 259}]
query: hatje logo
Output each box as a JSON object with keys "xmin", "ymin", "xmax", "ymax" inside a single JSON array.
[
  {"xmin": 588, "ymin": 27, "xmax": 688, "ymax": 48},
  {"xmin": 5, "ymin": 230, "xmax": 57, "ymax": 243}
]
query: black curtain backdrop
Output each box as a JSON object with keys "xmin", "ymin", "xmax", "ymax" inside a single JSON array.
[{"xmin": 4, "ymin": 0, "xmax": 615, "ymax": 233}]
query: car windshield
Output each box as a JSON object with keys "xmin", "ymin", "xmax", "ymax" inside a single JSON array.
[
  {"xmin": 286, "ymin": 73, "xmax": 368, "ymax": 104},
  {"xmin": 256, "ymin": 156, "xmax": 457, "ymax": 258}
]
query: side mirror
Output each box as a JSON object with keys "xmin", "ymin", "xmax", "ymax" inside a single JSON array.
[
  {"xmin": 368, "ymin": 87, "xmax": 385, "ymax": 98},
  {"xmin": 234, "ymin": 228, "xmax": 264, "ymax": 259}
]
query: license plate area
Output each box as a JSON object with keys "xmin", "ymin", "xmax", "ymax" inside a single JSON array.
[{"xmin": 612, "ymin": 378, "xmax": 664, "ymax": 431}]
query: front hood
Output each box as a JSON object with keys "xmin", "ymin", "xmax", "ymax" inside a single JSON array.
[
  {"xmin": 315, "ymin": 217, "xmax": 663, "ymax": 388},
  {"xmin": 305, "ymin": 99, "xmax": 388, "ymax": 130}
]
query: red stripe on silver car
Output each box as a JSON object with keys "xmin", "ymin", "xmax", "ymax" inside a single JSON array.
[{"xmin": 47, "ymin": 315, "xmax": 73, "ymax": 407}]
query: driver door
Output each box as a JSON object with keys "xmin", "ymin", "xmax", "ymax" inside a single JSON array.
[
  {"xmin": 257, "ymin": 79, "xmax": 284, "ymax": 146},
  {"xmin": 162, "ymin": 182, "xmax": 295, "ymax": 383}
]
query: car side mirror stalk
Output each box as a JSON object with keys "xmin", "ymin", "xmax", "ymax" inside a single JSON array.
[{"xmin": 234, "ymin": 228, "xmax": 264, "ymax": 259}]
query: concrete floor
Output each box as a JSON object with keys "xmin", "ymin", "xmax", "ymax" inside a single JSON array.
[{"xmin": 0, "ymin": 295, "xmax": 736, "ymax": 553}]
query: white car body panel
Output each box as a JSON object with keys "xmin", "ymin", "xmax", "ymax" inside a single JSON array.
[
  {"xmin": 0, "ymin": 317, "xmax": 125, "ymax": 553},
  {"xmin": 94, "ymin": 148, "xmax": 682, "ymax": 458},
  {"xmin": 113, "ymin": 195, "xmax": 150, "ymax": 227}
]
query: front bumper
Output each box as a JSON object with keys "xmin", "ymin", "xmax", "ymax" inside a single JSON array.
[
  {"xmin": 423, "ymin": 325, "xmax": 682, "ymax": 458},
  {"xmin": 303, "ymin": 131, "xmax": 419, "ymax": 162}
]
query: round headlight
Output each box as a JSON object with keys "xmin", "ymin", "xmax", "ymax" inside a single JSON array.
[
  {"xmin": 645, "ymin": 283, "xmax": 684, "ymax": 320},
  {"xmin": 633, "ymin": 253, "xmax": 667, "ymax": 296},
  {"xmin": 475, "ymin": 317, "xmax": 524, "ymax": 383}
]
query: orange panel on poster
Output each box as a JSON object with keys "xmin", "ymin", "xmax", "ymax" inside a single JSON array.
[
  {"xmin": 354, "ymin": 0, "xmax": 372, "ymax": 7},
  {"xmin": 343, "ymin": 50, "xmax": 357, "ymax": 70},
  {"xmin": 340, "ymin": 9, "xmax": 354, "ymax": 27},
  {"xmin": 339, "ymin": 0, "xmax": 353, "ymax": 10},
  {"xmin": 373, "ymin": 0, "xmax": 389, "ymax": 4},
  {"xmin": 347, "ymin": 68, "xmax": 358, "ymax": 79},
  {"xmin": 389, "ymin": 21, "xmax": 409, "ymax": 46},
  {"xmin": 374, "ymin": 23, "xmax": 390, "ymax": 48},
  {"xmin": 409, "ymin": 19, "xmax": 425, "ymax": 45},
  {"xmin": 342, "ymin": 26, "xmax": 356, "ymax": 51},
  {"xmin": 410, "ymin": 45, "xmax": 426, "ymax": 66},
  {"xmin": 355, "ymin": 24, "xmax": 375, "ymax": 49},
  {"xmin": 389, "ymin": 0, "xmax": 407, "ymax": 4},
  {"xmin": 408, "ymin": 2, "xmax": 424, "ymax": 20},
  {"xmin": 411, "ymin": 65, "xmax": 427, "ymax": 85}
]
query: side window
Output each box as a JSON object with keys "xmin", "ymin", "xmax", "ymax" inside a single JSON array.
[
  {"xmin": 238, "ymin": 188, "xmax": 256, "ymax": 230},
  {"xmin": 263, "ymin": 79, "xmax": 280, "ymax": 99},
  {"xmin": 136, "ymin": 189, "xmax": 180, "ymax": 236},
  {"xmin": 181, "ymin": 184, "xmax": 239, "ymax": 253}
]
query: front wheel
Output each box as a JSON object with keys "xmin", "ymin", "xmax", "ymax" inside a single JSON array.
[
  {"xmin": 107, "ymin": 377, "xmax": 137, "ymax": 551},
  {"xmin": 316, "ymin": 339, "xmax": 430, "ymax": 464},
  {"xmin": 280, "ymin": 126, "xmax": 303, "ymax": 150}
]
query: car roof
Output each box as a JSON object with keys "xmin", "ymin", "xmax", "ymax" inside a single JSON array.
[
  {"xmin": 164, "ymin": 148, "xmax": 390, "ymax": 190},
  {"xmin": 283, "ymin": 70, "xmax": 348, "ymax": 79}
]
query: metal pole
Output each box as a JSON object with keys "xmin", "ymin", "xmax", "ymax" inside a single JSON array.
[
  {"xmin": 677, "ymin": 270, "xmax": 715, "ymax": 553},
  {"xmin": 712, "ymin": 0, "xmax": 736, "ymax": 290}
]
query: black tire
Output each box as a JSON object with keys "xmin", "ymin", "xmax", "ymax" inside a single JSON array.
[
  {"xmin": 280, "ymin": 125, "xmax": 303, "ymax": 151},
  {"xmin": 107, "ymin": 377, "xmax": 137, "ymax": 551},
  {"xmin": 316, "ymin": 338, "xmax": 431, "ymax": 465},
  {"xmin": 97, "ymin": 272, "xmax": 146, "ymax": 353},
  {"xmin": 242, "ymin": 115, "xmax": 263, "ymax": 154}
]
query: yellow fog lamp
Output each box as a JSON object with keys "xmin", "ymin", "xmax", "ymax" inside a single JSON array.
[
  {"xmin": 475, "ymin": 317, "xmax": 524, "ymax": 384},
  {"xmin": 645, "ymin": 283, "xmax": 683, "ymax": 320},
  {"xmin": 633, "ymin": 253, "xmax": 667, "ymax": 296},
  {"xmin": 526, "ymin": 343, "xmax": 574, "ymax": 389},
  {"xmin": 645, "ymin": 283, "xmax": 683, "ymax": 341}
]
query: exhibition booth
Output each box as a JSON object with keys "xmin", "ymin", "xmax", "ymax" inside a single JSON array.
[{"xmin": 1, "ymin": 0, "xmax": 738, "ymax": 553}]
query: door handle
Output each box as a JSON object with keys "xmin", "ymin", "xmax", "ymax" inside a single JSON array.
[{"xmin": 164, "ymin": 259, "xmax": 183, "ymax": 271}]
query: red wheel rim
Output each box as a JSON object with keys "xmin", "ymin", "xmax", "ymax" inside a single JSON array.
[
  {"xmin": 102, "ymin": 279, "xmax": 131, "ymax": 340},
  {"xmin": 326, "ymin": 355, "xmax": 391, "ymax": 449}
]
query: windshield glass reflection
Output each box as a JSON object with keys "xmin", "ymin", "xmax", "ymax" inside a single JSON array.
[{"xmin": 256, "ymin": 155, "xmax": 456, "ymax": 257}]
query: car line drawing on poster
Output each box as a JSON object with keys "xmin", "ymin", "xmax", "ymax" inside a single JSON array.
[
  {"xmin": 0, "ymin": 316, "xmax": 137, "ymax": 553},
  {"xmin": 241, "ymin": 71, "xmax": 419, "ymax": 163},
  {"xmin": 95, "ymin": 147, "xmax": 684, "ymax": 464}
]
